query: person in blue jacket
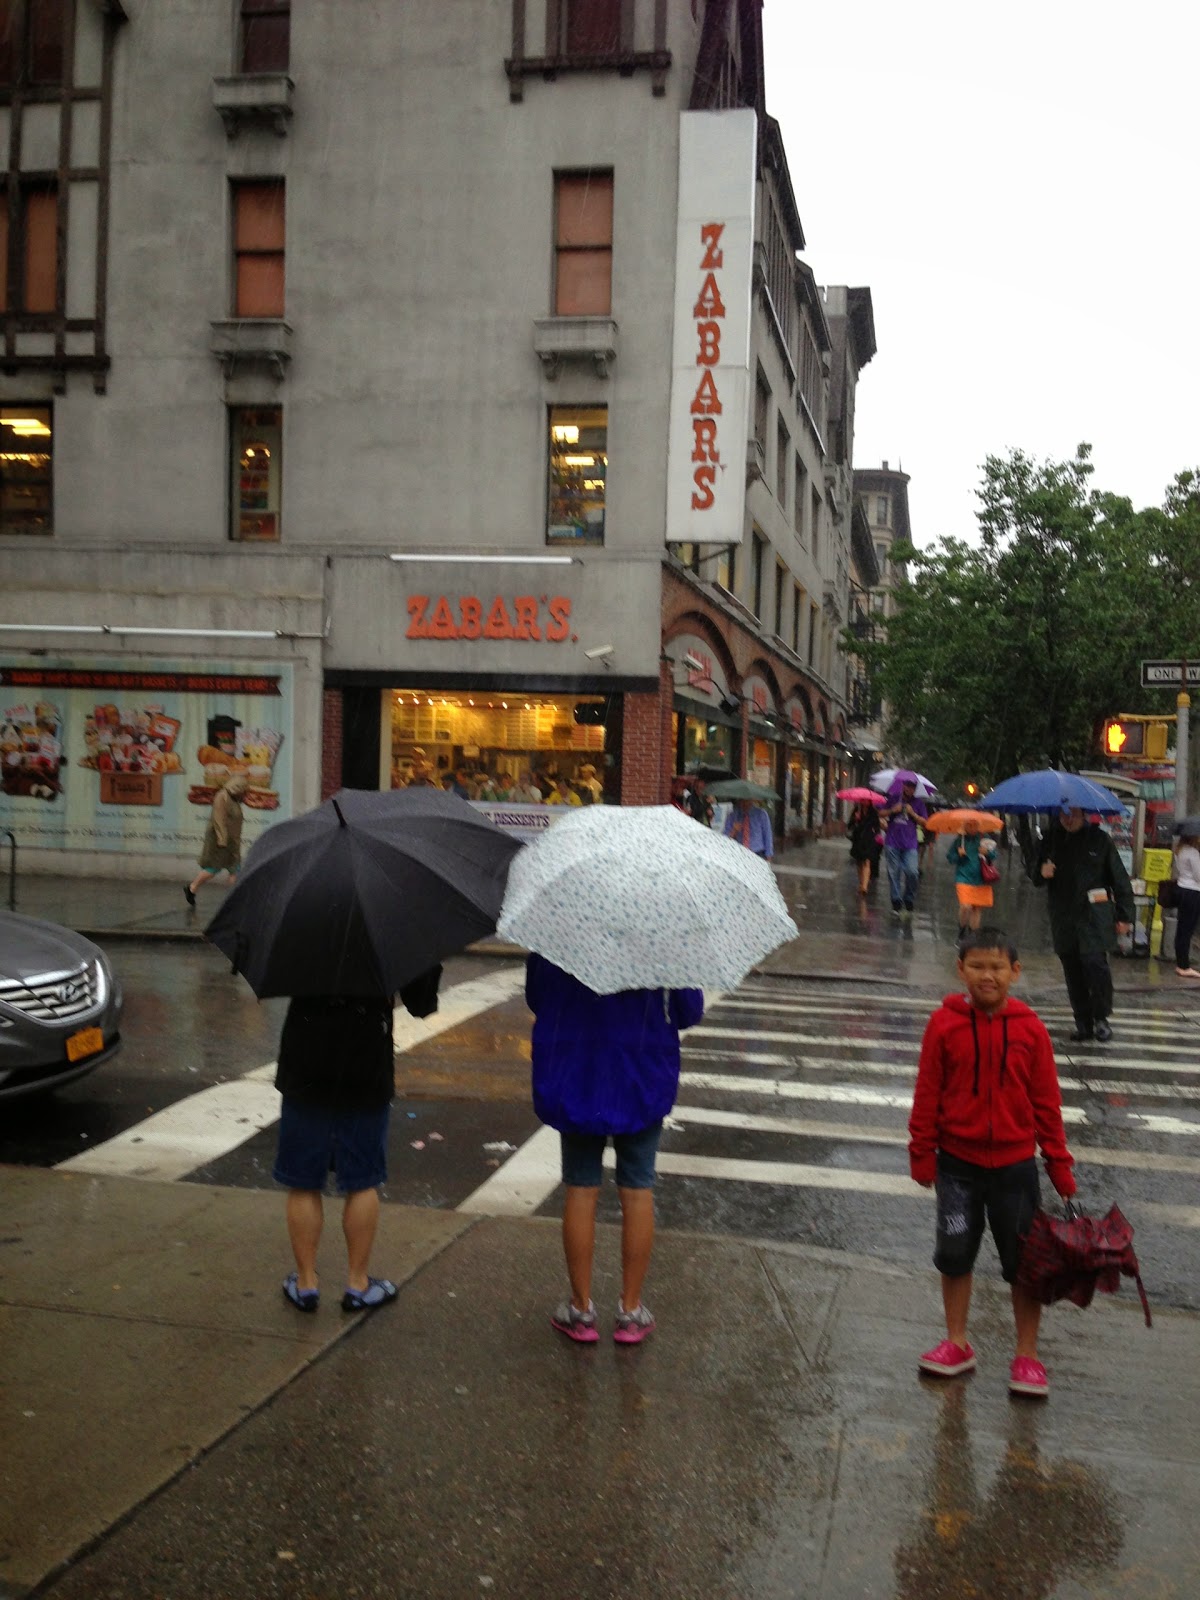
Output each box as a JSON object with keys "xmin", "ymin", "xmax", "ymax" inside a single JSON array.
[{"xmin": 526, "ymin": 952, "xmax": 705, "ymax": 1345}]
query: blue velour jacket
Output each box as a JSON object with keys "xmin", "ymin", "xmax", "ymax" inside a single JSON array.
[{"xmin": 526, "ymin": 953, "xmax": 705, "ymax": 1136}]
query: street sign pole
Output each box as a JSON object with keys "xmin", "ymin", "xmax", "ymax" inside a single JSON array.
[{"xmin": 1178, "ymin": 688, "xmax": 1191, "ymax": 821}]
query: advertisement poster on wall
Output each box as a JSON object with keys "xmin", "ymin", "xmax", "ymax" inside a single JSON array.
[{"xmin": 0, "ymin": 659, "xmax": 293, "ymax": 855}]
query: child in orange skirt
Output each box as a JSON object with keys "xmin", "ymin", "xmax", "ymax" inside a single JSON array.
[{"xmin": 948, "ymin": 833, "xmax": 998, "ymax": 937}]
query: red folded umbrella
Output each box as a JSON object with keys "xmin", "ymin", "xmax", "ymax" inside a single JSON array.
[{"xmin": 1017, "ymin": 1201, "xmax": 1151, "ymax": 1327}]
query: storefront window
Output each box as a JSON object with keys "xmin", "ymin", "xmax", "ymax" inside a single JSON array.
[
  {"xmin": 682, "ymin": 717, "xmax": 733, "ymax": 774},
  {"xmin": 547, "ymin": 405, "xmax": 607, "ymax": 545},
  {"xmin": 0, "ymin": 405, "xmax": 52, "ymax": 533},
  {"xmin": 387, "ymin": 689, "xmax": 612, "ymax": 801},
  {"xmin": 231, "ymin": 406, "xmax": 282, "ymax": 541}
]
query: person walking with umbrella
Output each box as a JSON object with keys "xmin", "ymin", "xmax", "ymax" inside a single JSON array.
[
  {"xmin": 881, "ymin": 775, "xmax": 928, "ymax": 917},
  {"xmin": 1033, "ymin": 807, "xmax": 1134, "ymax": 1043},
  {"xmin": 846, "ymin": 799, "xmax": 882, "ymax": 895},
  {"xmin": 724, "ymin": 796, "xmax": 774, "ymax": 859}
]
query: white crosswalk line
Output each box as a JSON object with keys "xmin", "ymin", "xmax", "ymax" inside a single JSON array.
[
  {"xmin": 667, "ymin": 1103, "xmax": 1200, "ymax": 1176},
  {"xmin": 457, "ymin": 1123, "xmax": 561, "ymax": 1216},
  {"xmin": 678, "ymin": 1069, "xmax": 1200, "ymax": 1137},
  {"xmin": 57, "ymin": 967, "xmax": 527, "ymax": 1183}
]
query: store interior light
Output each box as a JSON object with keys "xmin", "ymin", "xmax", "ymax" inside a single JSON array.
[
  {"xmin": 562, "ymin": 454, "xmax": 595, "ymax": 467},
  {"xmin": 551, "ymin": 424, "xmax": 580, "ymax": 443},
  {"xmin": 1, "ymin": 416, "xmax": 51, "ymax": 435}
]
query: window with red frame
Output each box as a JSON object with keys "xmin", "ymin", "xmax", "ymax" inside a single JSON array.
[
  {"xmin": 0, "ymin": 184, "xmax": 58, "ymax": 312},
  {"xmin": 233, "ymin": 181, "xmax": 285, "ymax": 317},
  {"xmin": 554, "ymin": 172, "xmax": 613, "ymax": 317}
]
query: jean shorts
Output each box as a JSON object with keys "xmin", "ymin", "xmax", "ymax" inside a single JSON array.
[
  {"xmin": 560, "ymin": 1122, "xmax": 663, "ymax": 1190},
  {"xmin": 933, "ymin": 1150, "xmax": 1040, "ymax": 1283},
  {"xmin": 272, "ymin": 1099, "xmax": 389, "ymax": 1194}
]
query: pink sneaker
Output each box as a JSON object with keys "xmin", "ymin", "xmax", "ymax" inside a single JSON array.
[
  {"xmin": 551, "ymin": 1299, "xmax": 599, "ymax": 1344},
  {"xmin": 918, "ymin": 1339, "xmax": 976, "ymax": 1377},
  {"xmin": 1009, "ymin": 1355, "xmax": 1049, "ymax": 1397}
]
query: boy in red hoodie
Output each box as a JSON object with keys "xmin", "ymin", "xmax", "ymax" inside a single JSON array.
[{"xmin": 908, "ymin": 926, "xmax": 1076, "ymax": 1398}]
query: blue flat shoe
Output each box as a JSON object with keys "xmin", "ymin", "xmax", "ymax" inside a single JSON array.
[
  {"xmin": 282, "ymin": 1271, "xmax": 319, "ymax": 1313},
  {"xmin": 341, "ymin": 1276, "xmax": 397, "ymax": 1313}
]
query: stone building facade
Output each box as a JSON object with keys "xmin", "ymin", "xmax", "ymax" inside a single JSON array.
[{"xmin": 0, "ymin": 0, "xmax": 877, "ymax": 874}]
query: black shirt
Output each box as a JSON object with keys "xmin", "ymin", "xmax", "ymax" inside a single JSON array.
[{"xmin": 273, "ymin": 967, "xmax": 441, "ymax": 1113}]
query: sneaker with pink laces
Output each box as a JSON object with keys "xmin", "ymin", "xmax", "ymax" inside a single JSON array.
[
  {"xmin": 918, "ymin": 1338, "xmax": 976, "ymax": 1377},
  {"xmin": 1009, "ymin": 1355, "xmax": 1049, "ymax": 1397}
]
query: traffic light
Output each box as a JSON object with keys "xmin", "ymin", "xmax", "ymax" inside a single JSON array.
[
  {"xmin": 964, "ymin": 782, "xmax": 979, "ymax": 798},
  {"xmin": 1101, "ymin": 716, "xmax": 1170, "ymax": 761}
]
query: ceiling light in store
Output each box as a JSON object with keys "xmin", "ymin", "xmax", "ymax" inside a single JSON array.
[
  {"xmin": 501, "ymin": 702, "xmax": 508, "ymax": 709},
  {"xmin": 551, "ymin": 425, "xmax": 580, "ymax": 443},
  {"xmin": 562, "ymin": 455, "xmax": 595, "ymax": 467}
]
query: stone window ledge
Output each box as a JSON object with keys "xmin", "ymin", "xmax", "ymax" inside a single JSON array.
[
  {"xmin": 534, "ymin": 316, "xmax": 618, "ymax": 379},
  {"xmin": 212, "ymin": 74, "xmax": 294, "ymax": 137},
  {"xmin": 210, "ymin": 319, "xmax": 292, "ymax": 380}
]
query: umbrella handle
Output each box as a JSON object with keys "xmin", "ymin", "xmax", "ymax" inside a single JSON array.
[{"xmin": 1063, "ymin": 1198, "xmax": 1079, "ymax": 1221}]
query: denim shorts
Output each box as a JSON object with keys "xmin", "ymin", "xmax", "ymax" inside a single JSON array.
[
  {"xmin": 272, "ymin": 1099, "xmax": 389, "ymax": 1194},
  {"xmin": 560, "ymin": 1122, "xmax": 663, "ymax": 1190},
  {"xmin": 933, "ymin": 1150, "xmax": 1040, "ymax": 1283}
]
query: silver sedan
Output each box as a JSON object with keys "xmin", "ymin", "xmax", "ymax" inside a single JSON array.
[{"xmin": 0, "ymin": 912, "xmax": 122, "ymax": 1100}]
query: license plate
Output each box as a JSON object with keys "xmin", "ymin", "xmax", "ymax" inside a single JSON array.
[{"xmin": 65, "ymin": 1027, "xmax": 104, "ymax": 1063}]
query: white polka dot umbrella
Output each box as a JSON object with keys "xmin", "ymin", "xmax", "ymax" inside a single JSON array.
[{"xmin": 497, "ymin": 804, "xmax": 798, "ymax": 994}]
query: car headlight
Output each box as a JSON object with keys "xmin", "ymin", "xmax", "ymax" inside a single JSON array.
[{"xmin": 92, "ymin": 957, "xmax": 108, "ymax": 1009}]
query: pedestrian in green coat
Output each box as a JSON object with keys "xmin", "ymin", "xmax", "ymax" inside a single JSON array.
[{"xmin": 1032, "ymin": 807, "xmax": 1134, "ymax": 1044}]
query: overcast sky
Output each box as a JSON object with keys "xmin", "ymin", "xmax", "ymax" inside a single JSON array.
[{"xmin": 762, "ymin": 1, "xmax": 1200, "ymax": 549}]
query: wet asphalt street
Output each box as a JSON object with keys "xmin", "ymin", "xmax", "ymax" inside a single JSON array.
[{"xmin": 6, "ymin": 845, "xmax": 1200, "ymax": 1313}]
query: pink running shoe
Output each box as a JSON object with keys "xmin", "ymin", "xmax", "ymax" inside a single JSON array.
[
  {"xmin": 613, "ymin": 1300, "xmax": 656, "ymax": 1345},
  {"xmin": 1009, "ymin": 1356, "xmax": 1049, "ymax": 1397},
  {"xmin": 918, "ymin": 1339, "xmax": 976, "ymax": 1377},
  {"xmin": 551, "ymin": 1299, "xmax": 599, "ymax": 1343}
]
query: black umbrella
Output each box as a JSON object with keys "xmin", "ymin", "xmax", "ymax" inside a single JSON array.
[
  {"xmin": 1172, "ymin": 816, "xmax": 1200, "ymax": 838},
  {"xmin": 204, "ymin": 787, "xmax": 523, "ymax": 998}
]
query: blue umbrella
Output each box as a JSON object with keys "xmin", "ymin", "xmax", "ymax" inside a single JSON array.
[{"xmin": 980, "ymin": 769, "xmax": 1125, "ymax": 816}]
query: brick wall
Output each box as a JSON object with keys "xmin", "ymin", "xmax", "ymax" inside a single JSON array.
[
  {"xmin": 321, "ymin": 688, "xmax": 342, "ymax": 799},
  {"xmin": 619, "ymin": 665, "xmax": 672, "ymax": 805}
]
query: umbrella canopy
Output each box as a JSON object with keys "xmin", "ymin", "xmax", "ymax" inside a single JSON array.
[
  {"xmin": 497, "ymin": 804, "xmax": 798, "ymax": 993},
  {"xmin": 706, "ymin": 778, "xmax": 782, "ymax": 802},
  {"xmin": 835, "ymin": 787, "xmax": 885, "ymax": 806},
  {"xmin": 870, "ymin": 768, "xmax": 938, "ymax": 799},
  {"xmin": 923, "ymin": 809, "xmax": 1005, "ymax": 835},
  {"xmin": 1173, "ymin": 816, "xmax": 1200, "ymax": 838},
  {"xmin": 981, "ymin": 769, "xmax": 1125, "ymax": 816},
  {"xmin": 1016, "ymin": 1202, "xmax": 1151, "ymax": 1327},
  {"xmin": 205, "ymin": 787, "xmax": 523, "ymax": 999}
]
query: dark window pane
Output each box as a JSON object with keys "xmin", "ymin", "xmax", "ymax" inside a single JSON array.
[
  {"xmin": 242, "ymin": 16, "xmax": 289, "ymax": 72},
  {"xmin": 28, "ymin": 0, "xmax": 64, "ymax": 83},
  {"xmin": 0, "ymin": 2, "xmax": 16, "ymax": 85},
  {"xmin": 565, "ymin": 0, "xmax": 621, "ymax": 53}
]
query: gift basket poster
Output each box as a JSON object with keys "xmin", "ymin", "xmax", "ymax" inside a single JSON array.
[{"xmin": 0, "ymin": 660, "xmax": 293, "ymax": 853}]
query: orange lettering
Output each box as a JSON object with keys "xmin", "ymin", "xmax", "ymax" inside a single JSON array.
[
  {"xmin": 545, "ymin": 596, "xmax": 571, "ymax": 641},
  {"xmin": 428, "ymin": 596, "xmax": 458, "ymax": 639},
  {"xmin": 513, "ymin": 596, "xmax": 541, "ymax": 640},
  {"xmin": 406, "ymin": 596, "xmax": 432, "ymax": 639},
  {"xmin": 483, "ymin": 596, "xmax": 515, "ymax": 639},
  {"xmin": 692, "ymin": 272, "xmax": 726, "ymax": 319},
  {"xmin": 695, "ymin": 320, "xmax": 721, "ymax": 367},
  {"xmin": 690, "ymin": 370, "xmax": 722, "ymax": 415},
  {"xmin": 691, "ymin": 417, "xmax": 720, "ymax": 463},
  {"xmin": 691, "ymin": 465, "xmax": 716, "ymax": 510},
  {"xmin": 459, "ymin": 596, "xmax": 482, "ymax": 639},
  {"xmin": 700, "ymin": 222, "xmax": 725, "ymax": 270}
]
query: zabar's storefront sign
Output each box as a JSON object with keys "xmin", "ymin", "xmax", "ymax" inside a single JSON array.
[
  {"xmin": 406, "ymin": 593, "xmax": 573, "ymax": 642},
  {"xmin": 665, "ymin": 109, "xmax": 756, "ymax": 546}
]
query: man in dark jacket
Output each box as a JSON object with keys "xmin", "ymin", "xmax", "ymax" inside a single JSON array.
[{"xmin": 1034, "ymin": 808, "xmax": 1134, "ymax": 1043}]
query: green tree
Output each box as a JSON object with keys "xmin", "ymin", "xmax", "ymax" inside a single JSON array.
[{"xmin": 849, "ymin": 447, "xmax": 1200, "ymax": 791}]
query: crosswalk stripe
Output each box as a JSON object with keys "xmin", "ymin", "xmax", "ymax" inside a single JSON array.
[
  {"xmin": 733, "ymin": 986, "xmax": 1200, "ymax": 1026},
  {"xmin": 694, "ymin": 1021, "xmax": 1200, "ymax": 1063},
  {"xmin": 457, "ymin": 1122, "xmax": 561, "ymax": 1216},
  {"xmin": 644, "ymin": 1150, "xmax": 1200, "ymax": 1228},
  {"xmin": 666, "ymin": 1104, "xmax": 1200, "ymax": 1176},
  {"xmin": 57, "ymin": 967, "xmax": 527, "ymax": 1184},
  {"xmin": 678, "ymin": 1070, "xmax": 1200, "ymax": 1137},
  {"xmin": 716, "ymin": 996, "xmax": 1200, "ymax": 1043},
  {"xmin": 684, "ymin": 1043, "xmax": 1200, "ymax": 1087}
]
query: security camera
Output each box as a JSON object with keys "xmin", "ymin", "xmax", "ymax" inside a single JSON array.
[
  {"xmin": 683, "ymin": 652, "xmax": 706, "ymax": 673},
  {"xmin": 583, "ymin": 644, "xmax": 614, "ymax": 660}
]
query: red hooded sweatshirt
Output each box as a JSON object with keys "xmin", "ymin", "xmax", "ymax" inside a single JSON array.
[{"xmin": 908, "ymin": 993, "xmax": 1076, "ymax": 1196}]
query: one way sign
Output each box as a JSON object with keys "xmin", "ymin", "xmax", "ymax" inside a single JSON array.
[{"xmin": 1140, "ymin": 660, "xmax": 1200, "ymax": 688}]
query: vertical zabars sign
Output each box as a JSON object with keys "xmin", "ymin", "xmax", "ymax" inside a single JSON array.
[{"xmin": 665, "ymin": 109, "xmax": 757, "ymax": 546}]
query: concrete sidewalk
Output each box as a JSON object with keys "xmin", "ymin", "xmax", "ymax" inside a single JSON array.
[{"xmin": 1, "ymin": 1165, "xmax": 1192, "ymax": 1599}]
